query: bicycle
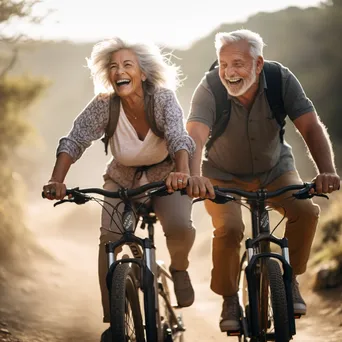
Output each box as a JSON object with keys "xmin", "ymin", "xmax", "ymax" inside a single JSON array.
[
  {"xmin": 191, "ymin": 182, "xmax": 328, "ymax": 342},
  {"xmin": 42, "ymin": 181, "xmax": 185, "ymax": 342}
]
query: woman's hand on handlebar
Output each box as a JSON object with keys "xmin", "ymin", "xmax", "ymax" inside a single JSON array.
[
  {"xmin": 165, "ymin": 172, "xmax": 190, "ymax": 193},
  {"xmin": 42, "ymin": 180, "xmax": 67, "ymax": 200},
  {"xmin": 186, "ymin": 175, "xmax": 216, "ymax": 199}
]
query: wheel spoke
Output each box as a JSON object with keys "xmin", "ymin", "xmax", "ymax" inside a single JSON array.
[{"xmin": 125, "ymin": 298, "xmax": 137, "ymax": 341}]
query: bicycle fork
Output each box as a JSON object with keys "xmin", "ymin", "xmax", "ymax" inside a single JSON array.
[{"xmin": 245, "ymin": 208, "xmax": 296, "ymax": 336}]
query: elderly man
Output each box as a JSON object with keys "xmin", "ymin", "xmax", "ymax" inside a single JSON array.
[{"xmin": 186, "ymin": 29, "xmax": 340, "ymax": 332}]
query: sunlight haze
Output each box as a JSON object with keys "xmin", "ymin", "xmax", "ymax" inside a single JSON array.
[{"xmin": 6, "ymin": 0, "xmax": 323, "ymax": 48}]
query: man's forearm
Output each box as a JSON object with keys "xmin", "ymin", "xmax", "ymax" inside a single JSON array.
[
  {"xmin": 304, "ymin": 124, "xmax": 336, "ymax": 174},
  {"xmin": 189, "ymin": 138, "xmax": 204, "ymax": 176}
]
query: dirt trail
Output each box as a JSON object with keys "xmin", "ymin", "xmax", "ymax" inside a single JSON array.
[{"xmin": 0, "ymin": 201, "xmax": 341, "ymax": 342}]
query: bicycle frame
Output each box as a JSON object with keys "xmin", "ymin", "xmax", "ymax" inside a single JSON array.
[
  {"xmin": 105, "ymin": 201, "xmax": 184, "ymax": 342},
  {"xmin": 242, "ymin": 191, "xmax": 296, "ymax": 340}
]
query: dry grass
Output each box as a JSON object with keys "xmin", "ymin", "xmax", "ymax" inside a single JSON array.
[{"xmin": 310, "ymin": 192, "xmax": 342, "ymax": 266}]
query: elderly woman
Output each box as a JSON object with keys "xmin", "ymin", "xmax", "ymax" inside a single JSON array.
[{"xmin": 42, "ymin": 37, "xmax": 196, "ymax": 338}]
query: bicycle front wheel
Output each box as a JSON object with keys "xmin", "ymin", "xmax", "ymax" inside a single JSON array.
[
  {"xmin": 262, "ymin": 258, "xmax": 290, "ymax": 342},
  {"xmin": 110, "ymin": 263, "xmax": 145, "ymax": 342}
]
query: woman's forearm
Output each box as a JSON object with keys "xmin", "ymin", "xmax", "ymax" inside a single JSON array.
[
  {"xmin": 49, "ymin": 152, "xmax": 73, "ymax": 183},
  {"xmin": 174, "ymin": 149, "xmax": 190, "ymax": 175}
]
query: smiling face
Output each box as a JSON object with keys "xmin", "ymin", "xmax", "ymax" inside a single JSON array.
[
  {"xmin": 109, "ymin": 48, "xmax": 146, "ymax": 98},
  {"xmin": 218, "ymin": 40, "xmax": 263, "ymax": 98}
]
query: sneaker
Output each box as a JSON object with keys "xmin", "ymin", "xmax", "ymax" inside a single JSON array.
[
  {"xmin": 292, "ymin": 278, "xmax": 307, "ymax": 315},
  {"xmin": 100, "ymin": 327, "xmax": 111, "ymax": 342},
  {"xmin": 169, "ymin": 267, "xmax": 195, "ymax": 307},
  {"xmin": 219, "ymin": 294, "xmax": 241, "ymax": 332}
]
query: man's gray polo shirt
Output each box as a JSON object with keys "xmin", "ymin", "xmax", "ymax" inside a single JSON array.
[{"xmin": 187, "ymin": 62, "xmax": 315, "ymax": 186}]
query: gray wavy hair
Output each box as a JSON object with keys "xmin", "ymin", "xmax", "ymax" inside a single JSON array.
[
  {"xmin": 215, "ymin": 29, "xmax": 266, "ymax": 59},
  {"xmin": 86, "ymin": 37, "xmax": 181, "ymax": 95}
]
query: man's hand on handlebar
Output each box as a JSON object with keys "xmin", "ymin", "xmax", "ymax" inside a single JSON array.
[
  {"xmin": 186, "ymin": 175, "xmax": 216, "ymax": 199},
  {"xmin": 312, "ymin": 172, "xmax": 340, "ymax": 194}
]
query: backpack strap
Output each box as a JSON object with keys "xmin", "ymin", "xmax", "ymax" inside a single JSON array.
[
  {"xmin": 209, "ymin": 60, "xmax": 219, "ymax": 72},
  {"xmin": 263, "ymin": 61, "xmax": 286, "ymax": 143},
  {"xmin": 101, "ymin": 94, "xmax": 120, "ymax": 155},
  {"xmin": 204, "ymin": 67, "xmax": 231, "ymax": 157},
  {"xmin": 144, "ymin": 93, "xmax": 164, "ymax": 139}
]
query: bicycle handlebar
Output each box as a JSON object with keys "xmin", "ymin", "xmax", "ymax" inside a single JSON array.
[
  {"xmin": 42, "ymin": 181, "xmax": 168, "ymax": 206},
  {"xmin": 190, "ymin": 182, "xmax": 329, "ymax": 205},
  {"xmin": 215, "ymin": 182, "xmax": 315, "ymax": 199},
  {"xmin": 42, "ymin": 181, "xmax": 330, "ymax": 208}
]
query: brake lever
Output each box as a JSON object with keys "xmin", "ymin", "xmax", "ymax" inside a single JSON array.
[
  {"xmin": 293, "ymin": 192, "xmax": 314, "ymax": 200},
  {"xmin": 54, "ymin": 199, "xmax": 73, "ymax": 207},
  {"xmin": 73, "ymin": 192, "xmax": 91, "ymax": 204},
  {"xmin": 193, "ymin": 192, "xmax": 236, "ymax": 204},
  {"xmin": 293, "ymin": 186, "xmax": 329, "ymax": 200},
  {"xmin": 148, "ymin": 186, "xmax": 170, "ymax": 197},
  {"xmin": 53, "ymin": 193, "xmax": 90, "ymax": 207},
  {"xmin": 210, "ymin": 194, "xmax": 236, "ymax": 204},
  {"xmin": 315, "ymin": 193, "xmax": 329, "ymax": 199}
]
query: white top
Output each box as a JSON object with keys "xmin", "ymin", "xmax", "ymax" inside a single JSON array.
[{"xmin": 111, "ymin": 102, "xmax": 169, "ymax": 167}]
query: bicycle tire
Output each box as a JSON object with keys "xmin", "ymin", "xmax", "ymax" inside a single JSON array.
[
  {"xmin": 110, "ymin": 263, "xmax": 145, "ymax": 342},
  {"xmin": 265, "ymin": 258, "xmax": 290, "ymax": 342}
]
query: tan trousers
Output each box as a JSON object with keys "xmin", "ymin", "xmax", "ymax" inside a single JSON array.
[
  {"xmin": 99, "ymin": 177, "xmax": 196, "ymax": 322},
  {"xmin": 205, "ymin": 170, "xmax": 320, "ymax": 297}
]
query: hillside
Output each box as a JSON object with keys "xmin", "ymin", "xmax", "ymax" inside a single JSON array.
[{"xmin": 7, "ymin": 2, "xmax": 341, "ymax": 194}]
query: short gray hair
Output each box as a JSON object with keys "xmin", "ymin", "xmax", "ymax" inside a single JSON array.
[
  {"xmin": 86, "ymin": 37, "xmax": 181, "ymax": 95},
  {"xmin": 215, "ymin": 29, "xmax": 266, "ymax": 59}
]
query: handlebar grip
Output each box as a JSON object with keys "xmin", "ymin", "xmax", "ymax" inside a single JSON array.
[
  {"xmin": 41, "ymin": 189, "xmax": 73, "ymax": 199},
  {"xmin": 180, "ymin": 188, "xmax": 187, "ymax": 196}
]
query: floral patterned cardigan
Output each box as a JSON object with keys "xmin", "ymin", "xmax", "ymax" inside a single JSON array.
[{"xmin": 56, "ymin": 88, "xmax": 195, "ymax": 188}]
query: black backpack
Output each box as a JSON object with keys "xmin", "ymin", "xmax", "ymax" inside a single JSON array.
[{"xmin": 204, "ymin": 60, "xmax": 287, "ymax": 157}]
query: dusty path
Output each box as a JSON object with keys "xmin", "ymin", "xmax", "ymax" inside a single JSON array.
[{"xmin": 0, "ymin": 201, "xmax": 341, "ymax": 342}]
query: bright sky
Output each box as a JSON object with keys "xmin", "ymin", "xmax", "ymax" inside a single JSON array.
[{"xmin": 6, "ymin": 0, "xmax": 323, "ymax": 49}]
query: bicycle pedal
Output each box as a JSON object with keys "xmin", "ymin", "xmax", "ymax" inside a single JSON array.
[
  {"xmin": 172, "ymin": 304, "xmax": 182, "ymax": 309},
  {"xmin": 226, "ymin": 330, "xmax": 241, "ymax": 337},
  {"xmin": 174, "ymin": 324, "xmax": 186, "ymax": 332}
]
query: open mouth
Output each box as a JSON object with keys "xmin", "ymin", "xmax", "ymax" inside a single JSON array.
[
  {"xmin": 116, "ymin": 79, "xmax": 131, "ymax": 87},
  {"xmin": 227, "ymin": 78, "xmax": 243, "ymax": 86}
]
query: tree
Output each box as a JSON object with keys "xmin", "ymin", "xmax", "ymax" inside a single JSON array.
[{"xmin": 0, "ymin": 0, "xmax": 48, "ymax": 276}]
